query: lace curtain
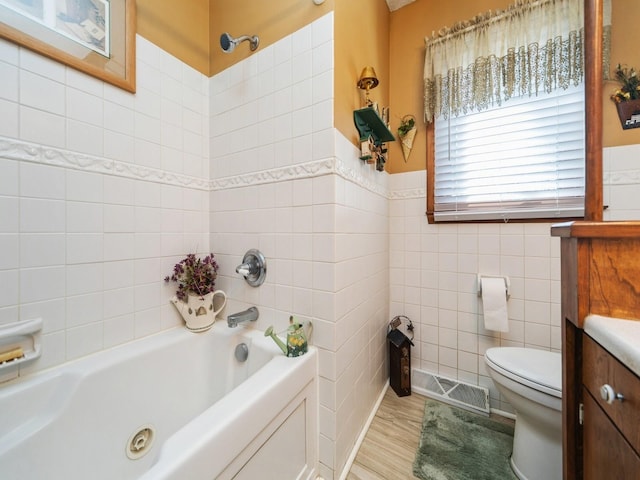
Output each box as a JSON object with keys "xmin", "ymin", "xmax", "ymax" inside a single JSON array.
[{"xmin": 423, "ymin": 0, "xmax": 611, "ymax": 122}]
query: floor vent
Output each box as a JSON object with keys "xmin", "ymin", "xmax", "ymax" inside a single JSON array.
[{"xmin": 412, "ymin": 368, "xmax": 490, "ymax": 415}]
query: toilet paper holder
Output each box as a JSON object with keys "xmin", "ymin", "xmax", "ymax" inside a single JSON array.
[{"xmin": 477, "ymin": 274, "xmax": 511, "ymax": 299}]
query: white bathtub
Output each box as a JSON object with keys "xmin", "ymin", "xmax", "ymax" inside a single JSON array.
[{"xmin": 0, "ymin": 324, "xmax": 318, "ymax": 480}]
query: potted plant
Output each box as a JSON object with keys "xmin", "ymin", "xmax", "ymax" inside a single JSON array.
[
  {"xmin": 610, "ymin": 63, "xmax": 640, "ymax": 130},
  {"xmin": 398, "ymin": 115, "xmax": 417, "ymax": 161},
  {"xmin": 164, "ymin": 253, "xmax": 227, "ymax": 332}
]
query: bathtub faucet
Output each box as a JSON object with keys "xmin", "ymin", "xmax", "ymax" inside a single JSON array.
[{"xmin": 227, "ymin": 306, "xmax": 259, "ymax": 328}]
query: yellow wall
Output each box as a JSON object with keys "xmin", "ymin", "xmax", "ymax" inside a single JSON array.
[
  {"xmin": 137, "ymin": 0, "xmax": 640, "ymax": 170},
  {"xmin": 387, "ymin": 0, "xmax": 640, "ymax": 172},
  {"xmin": 603, "ymin": 0, "xmax": 640, "ymax": 147},
  {"xmin": 387, "ymin": 0, "xmax": 520, "ymax": 173},
  {"xmin": 136, "ymin": 0, "xmax": 211, "ymax": 75},
  {"xmin": 208, "ymin": 0, "xmax": 389, "ymax": 149},
  {"xmin": 209, "ymin": 0, "xmax": 333, "ymax": 76},
  {"xmin": 334, "ymin": 0, "xmax": 390, "ymax": 148},
  {"xmin": 136, "ymin": 0, "xmax": 388, "ymax": 154}
]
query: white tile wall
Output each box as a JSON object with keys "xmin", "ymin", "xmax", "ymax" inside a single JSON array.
[
  {"xmin": 389, "ymin": 170, "xmax": 563, "ymax": 413},
  {"xmin": 0, "ymin": 35, "xmax": 210, "ymax": 375},
  {"xmin": 3, "ymin": 9, "xmax": 639, "ymax": 479},
  {"xmin": 209, "ymin": 13, "xmax": 388, "ymax": 479},
  {"xmin": 603, "ymin": 144, "xmax": 640, "ymax": 220}
]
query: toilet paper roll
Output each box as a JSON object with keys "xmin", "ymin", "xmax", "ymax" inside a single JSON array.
[{"xmin": 481, "ymin": 277, "xmax": 509, "ymax": 332}]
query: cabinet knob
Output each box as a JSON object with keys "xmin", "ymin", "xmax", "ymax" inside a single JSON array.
[{"xmin": 600, "ymin": 384, "xmax": 625, "ymax": 404}]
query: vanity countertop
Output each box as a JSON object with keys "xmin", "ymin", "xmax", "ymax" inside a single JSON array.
[{"xmin": 585, "ymin": 314, "xmax": 640, "ymax": 378}]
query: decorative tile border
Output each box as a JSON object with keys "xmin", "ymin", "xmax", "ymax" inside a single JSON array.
[
  {"xmin": 605, "ymin": 171, "xmax": 640, "ymax": 185},
  {"xmin": 0, "ymin": 137, "xmax": 210, "ymax": 190},
  {"xmin": 7, "ymin": 136, "xmax": 633, "ymax": 198},
  {"xmin": 212, "ymin": 155, "xmax": 393, "ymax": 199},
  {"xmin": 388, "ymin": 187, "xmax": 426, "ymax": 200},
  {"xmin": 0, "ymin": 136, "xmax": 397, "ymax": 197},
  {"xmin": 334, "ymin": 156, "xmax": 389, "ymax": 199},
  {"xmin": 210, "ymin": 158, "xmax": 336, "ymax": 190}
]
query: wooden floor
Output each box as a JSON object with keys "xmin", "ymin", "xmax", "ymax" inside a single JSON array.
[
  {"xmin": 346, "ymin": 387, "xmax": 515, "ymax": 480},
  {"xmin": 346, "ymin": 388, "xmax": 426, "ymax": 480}
]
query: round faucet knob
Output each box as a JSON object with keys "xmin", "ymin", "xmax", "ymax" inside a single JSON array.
[{"xmin": 236, "ymin": 250, "xmax": 266, "ymax": 287}]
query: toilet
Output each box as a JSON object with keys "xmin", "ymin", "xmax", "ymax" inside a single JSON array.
[{"xmin": 484, "ymin": 347, "xmax": 562, "ymax": 480}]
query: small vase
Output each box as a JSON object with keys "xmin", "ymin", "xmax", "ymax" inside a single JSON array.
[
  {"xmin": 170, "ymin": 290, "xmax": 227, "ymax": 332},
  {"xmin": 615, "ymin": 99, "xmax": 640, "ymax": 130}
]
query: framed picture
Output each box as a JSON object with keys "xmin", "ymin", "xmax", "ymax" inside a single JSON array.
[{"xmin": 0, "ymin": 0, "xmax": 135, "ymax": 92}]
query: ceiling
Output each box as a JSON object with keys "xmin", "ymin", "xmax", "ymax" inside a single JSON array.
[{"xmin": 385, "ymin": 0, "xmax": 416, "ymax": 12}]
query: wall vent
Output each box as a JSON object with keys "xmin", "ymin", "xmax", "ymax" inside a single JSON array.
[{"xmin": 412, "ymin": 368, "xmax": 490, "ymax": 415}]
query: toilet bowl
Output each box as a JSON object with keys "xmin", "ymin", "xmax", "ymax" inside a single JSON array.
[{"xmin": 484, "ymin": 347, "xmax": 562, "ymax": 480}]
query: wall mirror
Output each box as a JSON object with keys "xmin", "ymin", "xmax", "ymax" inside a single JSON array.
[{"xmin": 0, "ymin": 0, "xmax": 136, "ymax": 92}]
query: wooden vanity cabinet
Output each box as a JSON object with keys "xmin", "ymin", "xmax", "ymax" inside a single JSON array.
[
  {"xmin": 581, "ymin": 390, "xmax": 640, "ymax": 479},
  {"xmin": 581, "ymin": 335, "xmax": 640, "ymax": 479},
  {"xmin": 552, "ymin": 221, "xmax": 640, "ymax": 480}
]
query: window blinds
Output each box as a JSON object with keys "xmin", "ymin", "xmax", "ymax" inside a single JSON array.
[{"xmin": 433, "ymin": 84, "xmax": 585, "ymax": 221}]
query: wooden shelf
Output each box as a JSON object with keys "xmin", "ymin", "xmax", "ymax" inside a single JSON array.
[{"xmin": 353, "ymin": 107, "xmax": 395, "ymax": 144}]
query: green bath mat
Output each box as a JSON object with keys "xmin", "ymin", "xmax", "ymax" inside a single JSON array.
[{"xmin": 413, "ymin": 400, "xmax": 517, "ymax": 480}]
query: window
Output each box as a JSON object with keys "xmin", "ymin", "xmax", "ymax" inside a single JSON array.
[
  {"xmin": 432, "ymin": 84, "xmax": 585, "ymax": 222},
  {"xmin": 421, "ymin": 0, "xmax": 610, "ymax": 223}
]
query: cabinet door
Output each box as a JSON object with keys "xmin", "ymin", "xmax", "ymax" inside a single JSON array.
[
  {"xmin": 582, "ymin": 335, "xmax": 640, "ymax": 448},
  {"xmin": 582, "ymin": 389, "xmax": 640, "ymax": 479}
]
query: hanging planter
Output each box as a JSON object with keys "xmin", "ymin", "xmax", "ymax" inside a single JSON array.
[
  {"xmin": 615, "ymin": 99, "xmax": 640, "ymax": 130},
  {"xmin": 610, "ymin": 63, "xmax": 640, "ymax": 130},
  {"xmin": 398, "ymin": 115, "xmax": 417, "ymax": 162}
]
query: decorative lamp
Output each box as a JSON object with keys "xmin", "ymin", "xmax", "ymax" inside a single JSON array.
[{"xmin": 357, "ymin": 66, "xmax": 379, "ymax": 106}]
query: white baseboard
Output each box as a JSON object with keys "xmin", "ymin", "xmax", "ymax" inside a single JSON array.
[
  {"xmin": 337, "ymin": 380, "xmax": 390, "ymax": 480},
  {"xmin": 489, "ymin": 407, "xmax": 516, "ymax": 420}
]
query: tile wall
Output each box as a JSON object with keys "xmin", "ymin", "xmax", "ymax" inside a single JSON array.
[
  {"xmin": 208, "ymin": 13, "xmax": 389, "ymax": 479},
  {"xmin": 0, "ymin": 36, "xmax": 210, "ymax": 375},
  {"xmin": 388, "ymin": 147, "xmax": 640, "ymax": 413},
  {"xmin": 604, "ymin": 144, "xmax": 640, "ymax": 220},
  {"xmin": 389, "ymin": 171, "xmax": 563, "ymax": 413},
  {"xmin": 3, "ymin": 8, "xmax": 639, "ymax": 479}
]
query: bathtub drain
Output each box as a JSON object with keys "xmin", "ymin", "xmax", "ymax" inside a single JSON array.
[
  {"xmin": 126, "ymin": 425, "xmax": 155, "ymax": 460},
  {"xmin": 235, "ymin": 342, "xmax": 249, "ymax": 362}
]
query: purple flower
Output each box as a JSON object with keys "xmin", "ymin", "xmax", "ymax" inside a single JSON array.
[{"xmin": 164, "ymin": 253, "xmax": 219, "ymax": 302}]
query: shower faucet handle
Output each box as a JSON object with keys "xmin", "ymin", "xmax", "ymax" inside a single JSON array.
[
  {"xmin": 235, "ymin": 261, "xmax": 254, "ymax": 277},
  {"xmin": 235, "ymin": 249, "xmax": 266, "ymax": 287}
]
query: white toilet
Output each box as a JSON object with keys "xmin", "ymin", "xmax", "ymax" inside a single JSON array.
[{"xmin": 484, "ymin": 347, "xmax": 562, "ymax": 480}]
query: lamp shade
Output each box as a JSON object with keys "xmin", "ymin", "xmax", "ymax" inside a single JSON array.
[{"xmin": 357, "ymin": 66, "xmax": 379, "ymax": 91}]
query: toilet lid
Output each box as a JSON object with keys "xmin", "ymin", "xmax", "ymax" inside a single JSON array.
[{"xmin": 485, "ymin": 347, "xmax": 562, "ymax": 398}]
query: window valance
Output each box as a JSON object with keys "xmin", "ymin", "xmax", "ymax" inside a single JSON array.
[{"xmin": 423, "ymin": 0, "xmax": 611, "ymax": 122}]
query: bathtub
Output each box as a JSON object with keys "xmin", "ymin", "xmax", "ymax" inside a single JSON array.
[{"xmin": 0, "ymin": 324, "xmax": 318, "ymax": 480}]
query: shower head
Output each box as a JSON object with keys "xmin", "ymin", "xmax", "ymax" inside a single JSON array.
[{"xmin": 220, "ymin": 32, "xmax": 260, "ymax": 53}]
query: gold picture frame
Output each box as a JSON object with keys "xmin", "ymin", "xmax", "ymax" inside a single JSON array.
[{"xmin": 0, "ymin": 0, "xmax": 135, "ymax": 93}]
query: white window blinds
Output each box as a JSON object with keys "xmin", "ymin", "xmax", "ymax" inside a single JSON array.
[{"xmin": 433, "ymin": 84, "xmax": 585, "ymax": 221}]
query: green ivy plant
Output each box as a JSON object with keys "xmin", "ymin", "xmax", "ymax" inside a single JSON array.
[{"xmin": 398, "ymin": 115, "xmax": 416, "ymax": 137}]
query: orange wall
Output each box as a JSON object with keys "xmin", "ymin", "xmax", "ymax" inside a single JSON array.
[
  {"xmin": 136, "ymin": 0, "xmax": 388, "ymax": 151},
  {"xmin": 387, "ymin": 0, "xmax": 516, "ymax": 173},
  {"xmin": 137, "ymin": 1, "xmax": 639, "ymax": 171},
  {"xmin": 603, "ymin": 0, "xmax": 640, "ymax": 147},
  {"xmin": 334, "ymin": 0, "xmax": 390, "ymax": 148},
  {"xmin": 387, "ymin": 0, "xmax": 640, "ymax": 173},
  {"xmin": 208, "ymin": 0, "xmax": 389, "ymax": 149},
  {"xmin": 136, "ymin": 0, "xmax": 211, "ymax": 75},
  {"xmin": 209, "ymin": 0, "xmax": 333, "ymax": 76}
]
